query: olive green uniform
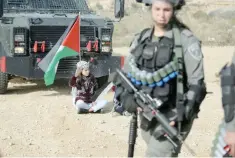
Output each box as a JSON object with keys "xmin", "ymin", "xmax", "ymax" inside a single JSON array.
[{"xmin": 123, "ymin": 27, "xmax": 205, "ymax": 157}]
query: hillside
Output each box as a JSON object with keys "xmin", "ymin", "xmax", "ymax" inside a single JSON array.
[{"xmin": 87, "ymin": 0, "xmax": 235, "ymax": 47}]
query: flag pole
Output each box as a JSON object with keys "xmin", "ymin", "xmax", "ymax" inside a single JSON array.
[{"xmin": 78, "ymin": 12, "xmax": 81, "ymax": 62}]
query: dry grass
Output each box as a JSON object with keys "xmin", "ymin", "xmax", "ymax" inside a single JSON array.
[{"xmin": 87, "ymin": 0, "xmax": 235, "ymax": 47}]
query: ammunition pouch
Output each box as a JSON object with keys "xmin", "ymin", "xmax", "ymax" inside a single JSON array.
[
  {"xmin": 220, "ymin": 63, "xmax": 235, "ymax": 123},
  {"xmin": 131, "ymin": 36, "xmax": 174, "ymax": 72},
  {"xmin": 155, "ymin": 38, "xmax": 174, "ymax": 68},
  {"xmin": 152, "ymin": 83, "xmax": 171, "ymax": 102},
  {"xmin": 129, "ymin": 35, "xmax": 176, "ymax": 103}
]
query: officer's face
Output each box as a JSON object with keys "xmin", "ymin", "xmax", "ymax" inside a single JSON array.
[{"xmin": 151, "ymin": 1, "xmax": 174, "ymax": 27}]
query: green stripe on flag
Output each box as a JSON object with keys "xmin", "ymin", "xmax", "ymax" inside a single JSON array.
[{"xmin": 44, "ymin": 46, "xmax": 78, "ymax": 86}]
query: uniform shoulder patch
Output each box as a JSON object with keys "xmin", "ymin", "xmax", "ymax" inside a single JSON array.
[{"xmin": 187, "ymin": 42, "xmax": 203, "ymax": 61}]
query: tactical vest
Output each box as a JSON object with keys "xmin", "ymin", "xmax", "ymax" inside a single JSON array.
[{"xmin": 128, "ymin": 27, "xmax": 185, "ymax": 110}]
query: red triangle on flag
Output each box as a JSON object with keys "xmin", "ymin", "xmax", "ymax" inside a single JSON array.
[{"xmin": 61, "ymin": 16, "xmax": 80, "ymax": 53}]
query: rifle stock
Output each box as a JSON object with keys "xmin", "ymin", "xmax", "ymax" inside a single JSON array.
[{"xmin": 128, "ymin": 113, "xmax": 138, "ymax": 157}]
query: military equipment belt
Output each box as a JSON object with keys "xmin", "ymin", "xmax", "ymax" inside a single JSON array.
[{"xmin": 127, "ymin": 60, "xmax": 178, "ymax": 87}]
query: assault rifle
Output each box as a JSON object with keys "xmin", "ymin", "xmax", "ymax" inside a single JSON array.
[{"xmin": 115, "ymin": 69, "xmax": 196, "ymax": 157}]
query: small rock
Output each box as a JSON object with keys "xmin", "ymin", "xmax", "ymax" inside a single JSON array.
[
  {"xmin": 29, "ymin": 143, "xmax": 33, "ymax": 145},
  {"xmin": 8, "ymin": 136, "xmax": 12, "ymax": 139},
  {"xmin": 66, "ymin": 128, "xmax": 70, "ymax": 130},
  {"xmin": 100, "ymin": 120, "xmax": 106, "ymax": 124},
  {"xmin": 9, "ymin": 143, "xmax": 15, "ymax": 146},
  {"xmin": 101, "ymin": 145, "xmax": 107, "ymax": 148}
]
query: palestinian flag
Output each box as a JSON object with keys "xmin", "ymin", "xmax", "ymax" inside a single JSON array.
[{"xmin": 38, "ymin": 15, "xmax": 80, "ymax": 86}]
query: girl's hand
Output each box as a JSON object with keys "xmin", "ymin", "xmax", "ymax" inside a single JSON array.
[{"xmin": 75, "ymin": 69, "xmax": 79, "ymax": 77}]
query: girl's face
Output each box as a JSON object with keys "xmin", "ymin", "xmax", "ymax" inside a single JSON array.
[
  {"xmin": 151, "ymin": 1, "xmax": 174, "ymax": 27},
  {"xmin": 82, "ymin": 68, "xmax": 90, "ymax": 77}
]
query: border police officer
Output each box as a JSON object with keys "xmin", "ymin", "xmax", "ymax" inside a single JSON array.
[
  {"xmin": 219, "ymin": 53, "xmax": 235, "ymax": 157},
  {"xmin": 113, "ymin": 0, "xmax": 207, "ymax": 156}
]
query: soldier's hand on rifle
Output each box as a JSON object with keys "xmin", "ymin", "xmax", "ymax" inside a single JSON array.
[
  {"xmin": 169, "ymin": 121, "xmax": 175, "ymax": 126},
  {"xmin": 185, "ymin": 102, "xmax": 200, "ymax": 121},
  {"xmin": 113, "ymin": 72, "xmax": 138, "ymax": 113}
]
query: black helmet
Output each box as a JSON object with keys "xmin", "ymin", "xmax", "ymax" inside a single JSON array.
[{"xmin": 136, "ymin": 0, "xmax": 185, "ymax": 9}]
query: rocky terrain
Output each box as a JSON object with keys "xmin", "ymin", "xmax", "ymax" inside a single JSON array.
[{"xmin": 88, "ymin": 0, "xmax": 235, "ymax": 47}]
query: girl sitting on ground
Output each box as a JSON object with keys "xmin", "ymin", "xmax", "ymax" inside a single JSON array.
[{"xmin": 69, "ymin": 60, "xmax": 107, "ymax": 113}]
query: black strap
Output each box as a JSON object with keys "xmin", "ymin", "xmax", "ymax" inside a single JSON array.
[
  {"xmin": 138, "ymin": 28, "xmax": 151, "ymax": 43},
  {"xmin": 172, "ymin": 25, "xmax": 185, "ymax": 122}
]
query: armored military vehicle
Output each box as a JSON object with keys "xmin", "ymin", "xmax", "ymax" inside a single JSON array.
[{"xmin": 0, "ymin": 0, "xmax": 124, "ymax": 94}]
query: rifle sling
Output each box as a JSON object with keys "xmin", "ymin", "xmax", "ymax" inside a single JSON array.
[{"xmin": 172, "ymin": 26, "xmax": 185, "ymax": 123}]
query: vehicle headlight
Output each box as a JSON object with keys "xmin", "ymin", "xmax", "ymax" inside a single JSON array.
[
  {"xmin": 101, "ymin": 35, "xmax": 111, "ymax": 41},
  {"xmin": 14, "ymin": 35, "xmax": 25, "ymax": 42},
  {"xmin": 14, "ymin": 47, "xmax": 25, "ymax": 54},
  {"xmin": 102, "ymin": 46, "xmax": 111, "ymax": 52}
]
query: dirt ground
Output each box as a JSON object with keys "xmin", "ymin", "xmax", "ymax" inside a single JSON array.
[{"xmin": 0, "ymin": 46, "xmax": 234, "ymax": 157}]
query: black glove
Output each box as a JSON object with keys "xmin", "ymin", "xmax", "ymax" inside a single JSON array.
[
  {"xmin": 113, "ymin": 72, "xmax": 138, "ymax": 113},
  {"xmin": 185, "ymin": 102, "xmax": 200, "ymax": 121},
  {"xmin": 120, "ymin": 89, "xmax": 138, "ymax": 113},
  {"xmin": 185, "ymin": 83, "xmax": 207, "ymax": 121},
  {"xmin": 185, "ymin": 103, "xmax": 194, "ymax": 120}
]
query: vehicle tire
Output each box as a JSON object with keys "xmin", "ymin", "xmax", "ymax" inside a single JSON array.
[
  {"xmin": 0, "ymin": 71, "xmax": 8, "ymax": 94},
  {"xmin": 97, "ymin": 75, "xmax": 109, "ymax": 88}
]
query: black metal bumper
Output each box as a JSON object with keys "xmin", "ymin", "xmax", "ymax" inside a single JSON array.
[{"xmin": 3, "ymin": 56, "xmax": 124, "ymax": 79}]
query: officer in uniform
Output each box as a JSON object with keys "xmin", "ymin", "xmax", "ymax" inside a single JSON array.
[
  {"xmin": 113, "ymin": 0, "xmax": 207, "ymax": 156},
  {"xmin": 220, "ymin": 53, "xmax": 235, "ymax": 157}
]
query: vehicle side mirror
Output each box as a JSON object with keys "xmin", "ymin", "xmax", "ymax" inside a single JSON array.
[
  {"xmin": 0, "ymin": 1, "xmax": 3, "ymax": 17},
  {"xmin": 114, "ymin": 0, "xmax": 124, "ymax": 19}
]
